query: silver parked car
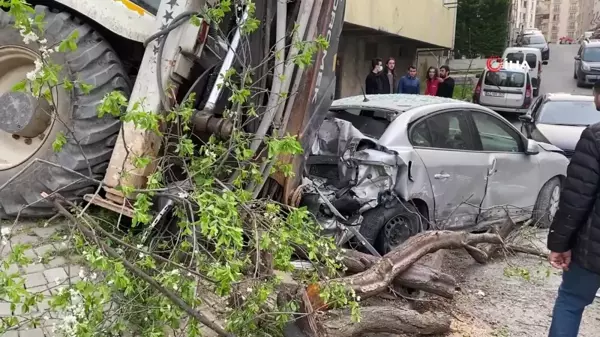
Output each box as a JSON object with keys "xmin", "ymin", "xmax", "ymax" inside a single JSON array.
[{"xmin": 303, "ymin": 94, "xmax": 568, "ymax": 254}]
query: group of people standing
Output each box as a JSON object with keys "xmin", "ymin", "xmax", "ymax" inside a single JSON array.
[{"xmin": 365, "ymin": 58, "xmax": 455, "ymax": 98}]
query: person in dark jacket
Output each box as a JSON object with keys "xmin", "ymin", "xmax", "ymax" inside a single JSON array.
[
  {"xmin": 365, "ymin": 58, "xmax": 383, "ymax": 94},
  {"xmin": 436, "ymin": 65, "xmax": 455, "ymax": 98},
  {"xmin": 398, "ymin": 65, "xmax": 420, "ymax": 94},
  {"xmin": 547, "ymin": 80, "xmax": 600, "ymax": 337},
  {"xmin": 380, "ymin": 57, "xmax": 397, "ymax": 94}
]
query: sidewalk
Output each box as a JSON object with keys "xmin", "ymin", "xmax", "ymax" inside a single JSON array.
[{"xmin": 0, "ymin": 220, "xmax": 82, "ymax": 337}]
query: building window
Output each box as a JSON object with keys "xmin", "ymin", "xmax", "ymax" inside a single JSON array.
[
  {"xmin": 553, "ymin": 5, "xmax": 560, "ymax": 12},
  {"xmin": 553, "ymin": 14, "xmax": 559, "ymax": 21}
]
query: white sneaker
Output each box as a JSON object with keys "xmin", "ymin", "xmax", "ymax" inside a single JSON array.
[{"xmin": 595, "ymin": 290, "xmax": 600, "ymax": 298}]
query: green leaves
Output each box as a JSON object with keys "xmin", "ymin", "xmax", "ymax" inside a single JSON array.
[{"xmin": 52, "ymin": 131, "xmax": 67, "ymax": 152}]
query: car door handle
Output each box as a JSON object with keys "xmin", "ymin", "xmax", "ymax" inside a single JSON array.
[{"xmin": 434, "ymin": 173, "xmax": 450, "ymax": 179}]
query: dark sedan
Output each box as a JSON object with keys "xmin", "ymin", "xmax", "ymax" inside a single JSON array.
[{"xmin": 519, "ymin": 93, "xmax": 600, "ymax": 158}]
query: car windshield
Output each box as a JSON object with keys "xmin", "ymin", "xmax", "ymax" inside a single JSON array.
[
  {"xmin": 538, "ymin": 101, "xmax": 600, "ymax": 126},
  {"xmin": 505, "ymin": 52, "xmax": 537, "ymax": 68},
  {"xmin": 582, "ymin": 47, "xmax": 600, "ymax": 62},
  {"xmin": 484, "ymin": 71, "xmax": 526, "ymax": 87},
  {"xmin": 522, "ymin": 35, "xmax": 546, "ymax": 44}
]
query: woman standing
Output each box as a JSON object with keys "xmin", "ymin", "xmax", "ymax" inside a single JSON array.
[
  {"xmin": 380, "ymin": 57, "xmax": 397, "ymax": 94},
  {"xmin": 424, "ymin": 66, "xmax": 439, "ymax": 96}
]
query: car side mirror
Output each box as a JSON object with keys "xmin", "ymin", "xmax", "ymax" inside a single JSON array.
[
  {"xmin": 525, "ymin": 139, "xmax": 540, "ymax": 155},
  {"xmin": 542, "ymin": 60, "xmax": 548, "ymax": 65},
  {"xmin": 518, "ymin": 114, "xmax": 533, "ymax": 123},
  {"xmin": 575, "ymin": 55, "xmax": 581, "ymax": 60},
  {"xmin": 475, "ymin": 73, "xmax": 481, "ymax": 78}
]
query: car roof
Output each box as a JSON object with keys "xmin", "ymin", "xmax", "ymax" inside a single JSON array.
[
  {"xmin": 583, "ymin": 39, "xmax": 600, "ymax": 46},
  {"xmin": 504, "ymin": 47, "xmax": 541, "ymax": 53},
  {"xmin": 544, "ymin": 93, "xmax": 594, "ymax": 101},
  {"xmin": 330, "ymin": 94, "xmax": 473, "ymax": 113}
]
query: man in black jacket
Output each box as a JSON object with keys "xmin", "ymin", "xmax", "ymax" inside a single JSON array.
[
  {"xmin": 547, "ymin": 81, "xmax": 600, "ymax": 337},
  {"xmin": 436, "ymin": 65, "xmax": 455, "ymax": 98},
  {"xmin": 365, "ymin": 58, "xmax": 383, "ymax": 95}
]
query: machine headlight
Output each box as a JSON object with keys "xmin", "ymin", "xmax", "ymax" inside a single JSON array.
[{"xmin": 543, "ymin": 45, "xmax": 549, "ymax": 51}]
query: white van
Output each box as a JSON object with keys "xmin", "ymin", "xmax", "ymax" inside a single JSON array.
[
  {"xmin": 472, "ymin": 66, "xmax": 533, "ymax": 114},
  {"xmin": 502, "ymin": 47, "xmax": 545, "ymax": 96}
]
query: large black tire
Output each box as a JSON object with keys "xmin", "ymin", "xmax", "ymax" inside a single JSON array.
[
  {"xmin": 0, "ymin": 6, "xmax": 129, "ymax": 218},
  {"xmin": 359, "ymin": 199, "xmax": 423, "ymax": 255},
  {"xmin": 532, "ymin": 177, "xmax": 561, "ymax": 229}
]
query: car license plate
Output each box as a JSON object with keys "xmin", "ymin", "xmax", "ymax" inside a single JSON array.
[{"xmin": 485, "ymin": 92, "xmax": 504, "ymax": 97}]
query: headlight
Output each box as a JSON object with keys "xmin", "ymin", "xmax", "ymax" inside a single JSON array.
[
  {"xmin": 543, "ymin": 45, "xmax": 549, "ymax": 51},
  {"xmin": 582, "ymin": 62, "xmax": 591, "ymax": 71}
]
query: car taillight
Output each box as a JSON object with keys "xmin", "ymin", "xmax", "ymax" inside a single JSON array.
[
  {"xmin": 473, "ymin": 82, "xmax": 481, "ymax": 103},
  {"xmin": 523, "ymin": 84, "xmax": 532, "ymax": 108}
]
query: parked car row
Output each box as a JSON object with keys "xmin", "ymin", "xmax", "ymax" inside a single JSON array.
[{"xmin": 305, "ymin": 94, "xmax": 568, "ymax": 255}]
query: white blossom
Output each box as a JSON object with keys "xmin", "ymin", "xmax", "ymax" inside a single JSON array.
[
  {"xmin": 173, "ymin": 284, "xmax": 178, "ymax": 291},
  {"xmin": 1, "ymin": 227, "xmax": 11, "ymax": 237},
  {"xmin": 26, "ymin": 58, "xmax": 43, "ymax": 81}
]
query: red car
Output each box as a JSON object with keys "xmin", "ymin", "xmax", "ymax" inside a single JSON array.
[{"xmin": 559, "ymin": 36, "xmax": 574, "ymax": 44}]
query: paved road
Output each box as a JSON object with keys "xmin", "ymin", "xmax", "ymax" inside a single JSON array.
[{"xmin": 501, "ymin": 43, "xmax": 590, "ymax": 127}]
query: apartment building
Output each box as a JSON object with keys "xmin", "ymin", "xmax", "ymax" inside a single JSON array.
[
  {"xmin": 336, "ymin": 0, "xmax": 457, "ymax": 98},
  {"xmin": 536, "ymin": 0, "xmax": 588, "ymax": 42},
  {"xmin": 509, "ymin": 0, "xmax": 538, "ymax": 43}
]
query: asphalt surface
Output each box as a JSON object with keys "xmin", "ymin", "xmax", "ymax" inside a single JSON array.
[{"xmin": 501, "ymin": 43, "xmax": 591, "ymax": 128}]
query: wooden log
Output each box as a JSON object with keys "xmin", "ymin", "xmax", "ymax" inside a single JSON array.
[
  {"xmin": 342, "ymin": 249, "xmax": 457, "ymax": 299},
  {"xmin": 321, "ymin": 306, "xmax": 452, "ymax": 337},
  {"xmin": 308, "ymin": 230, "xmax": 502, "ymax": 307}
]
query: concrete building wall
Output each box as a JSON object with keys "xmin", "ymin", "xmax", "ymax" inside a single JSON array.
[
  {"xmin": 510, "ymin": 0, "xmax": 539, "ymax": 43},
  {"xmin": 344, "ymin": 0, "xmax": 457, "ymax": 49}
]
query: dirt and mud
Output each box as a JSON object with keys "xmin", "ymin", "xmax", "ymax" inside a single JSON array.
[{"xmin": 438, "ymin": 228, "xmax": 600, "ymax": 337}]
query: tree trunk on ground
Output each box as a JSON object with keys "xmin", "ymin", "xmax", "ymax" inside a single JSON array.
[
  {"xmin": 308, "ymin": 231, "xmax": 502, "ymax": 308},
  {"xmin": 342, "ymin": 249, "xmax": 457, "ymax": 299},
  {"xmin": 320, "ymin": 306, "xmax": 452, "ymax": 337}
]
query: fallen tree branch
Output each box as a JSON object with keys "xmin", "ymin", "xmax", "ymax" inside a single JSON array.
[
  {"xmin": 341, "ymin": 249, "xmax": 457, "ymax": 299},
  {"xmin": 49, "ymin": 196, "xmax": 234, "ymax": 337},
  {"xmin": 320, "ymin": 306, "xmax": 452, "ymax": 337},
  {"xmin": 506, "ymin": 245, "xmax": 548, "ymax": 259},
  {"xmin": 310, "ymin": 230, "xmax": 502, "ymax": 308}
]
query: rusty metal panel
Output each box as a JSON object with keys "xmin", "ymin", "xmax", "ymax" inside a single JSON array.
[{"xmin": 280, "ymin": 0, "xmax": 346, "ymax": 201}]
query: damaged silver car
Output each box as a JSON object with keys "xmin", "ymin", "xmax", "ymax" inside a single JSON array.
[{"xmin": 301, "ymin": 94, "xmax": 569, "ymax": 255}]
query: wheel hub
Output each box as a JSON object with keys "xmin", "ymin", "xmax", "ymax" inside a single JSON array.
[
  {"xmin": 0, "ymin": 45, "xmax": 53, "ymax": 170},
  {"xmin": 384, "ymin": 215, "xmax": 412, "ymax": 247},
  {"xmin": 0, "ymin": 92, "xmax": 51, "ymax": 138}
]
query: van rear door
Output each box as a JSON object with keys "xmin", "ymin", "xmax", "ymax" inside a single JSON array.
[{"xmin": 480, "ymin": 70, "xmax": 526, "ymax": 108}]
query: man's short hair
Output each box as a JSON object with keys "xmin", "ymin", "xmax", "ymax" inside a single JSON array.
[
  {"xmin": 594, "ymin": 81, "xmax": 600, "ymax": 94},
  {"xmin": 371, "ymin": 58, "xmax": 382, "ymax": 69},
  {"xmin": 440, "ymin": 65, "xmax": 450, "ymax": 73},
  {"xmin": 408, "ymin": 65, "xmax": 417, "ymax": 70}
]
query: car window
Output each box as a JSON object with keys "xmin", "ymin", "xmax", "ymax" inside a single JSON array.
[
  {"xmin": 484, "ymin": 71, "xmax": 525, "ymax": 87},
  {"xmin": 525, "ymin": 53, "xmax": 537, "ymax": 68},
  {"xmin": 522, "ymin": 35, "xmax": 546, "ymax": 44},
  {"xmin": 537, "ymin": 101, "xmax": 600, "ymax": 126},
  {"xmin": 327, "ymin": 109, "xmax": 390, "ymax": 139},
  {"xmin": 410, "ymin": 111, "xmax": 474, "ymax": 151},
  {"xmin": 505, "ymin": 52, "xmax": 536, "ymax": 69},
  {"xmin": 471, "ymin": 112, "xmax": 522, "ymax": 152},
  {"xmin": 582, "ymin": 47, "xmax": 600, "ymax": 62}
]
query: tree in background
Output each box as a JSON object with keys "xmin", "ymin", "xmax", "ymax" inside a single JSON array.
[{"xmin": 454, "ymin": 0, "xmax": 510, "ymax": 58}]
